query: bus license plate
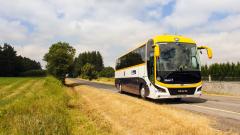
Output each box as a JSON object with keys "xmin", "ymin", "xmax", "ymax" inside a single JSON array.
[{"xmin": 176, "ymin": 95, "xmax": 186, "ymax": 98}]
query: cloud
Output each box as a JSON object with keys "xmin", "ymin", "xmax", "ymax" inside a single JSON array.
[
  {"xmin": 0, "ymin": 0, "xmax": 240, "ymax": 67},
  {"xmin": 164, "ymin": 0, "xmax": 240, "ymax": 30}
]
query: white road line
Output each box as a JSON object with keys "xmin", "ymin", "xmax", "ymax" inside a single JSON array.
[
  {"xmin": 205, "ymin": 94, "xmax": 240, "ymax": 99},
  {"xmin": 191, "ymin": 104, "xmax": 240, "ymax": 115}
]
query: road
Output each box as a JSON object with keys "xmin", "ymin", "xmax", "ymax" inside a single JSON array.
[{"xmin": 68, "ymin": 78, "xmax": 240, "ymax": 133}]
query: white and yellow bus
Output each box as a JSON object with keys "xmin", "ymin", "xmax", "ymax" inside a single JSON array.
[{"xmin": 115, "ymin": 34, "xmax": 212, "ymax": 100}]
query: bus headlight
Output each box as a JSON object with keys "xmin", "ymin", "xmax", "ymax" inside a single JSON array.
[
  {"xmin": 157, "ymin": 87, "xmax": 166, "ymax": 93},
  {"xmin": 197, "ymin": 86, "xmax": 202, "ymax": 92}
]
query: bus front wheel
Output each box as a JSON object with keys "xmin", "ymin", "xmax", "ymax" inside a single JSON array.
[{"xmin": 140, "ymin": 86, "xmax": 146, "ymax": 99}]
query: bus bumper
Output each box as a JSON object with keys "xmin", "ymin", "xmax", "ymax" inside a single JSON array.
[{"xmin": 148, "ymin": 85, "xmax": 202, "ymax": 99}]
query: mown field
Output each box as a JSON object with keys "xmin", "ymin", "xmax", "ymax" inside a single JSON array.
[
  {"xmin": 0, "ymin": 77, "xmax": 235, "ymax": 135},
  {"xmin": 0, "ymin": 77, "xmax": 107, "ymax": 135}
]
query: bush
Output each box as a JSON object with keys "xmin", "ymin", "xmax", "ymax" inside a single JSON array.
[
  {"xmin": 81, "ymin": 63, "xmax": 97, "ymax": 80},
  {"xmin": 19, "ymin": 70, "xmax": 47, "ymax": 77},
  {"xmin": 99, "ymin": 67, "xmax": 115, "ymax": 77}
]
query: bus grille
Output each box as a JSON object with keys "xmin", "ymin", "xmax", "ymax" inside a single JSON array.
[{"xmin": 168, "ymin": 88, "xmax": 196, "ymax": 95}]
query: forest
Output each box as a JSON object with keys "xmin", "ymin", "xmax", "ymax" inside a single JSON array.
[
  {"xmin": 201, "ymin": 62, "xmax": 240, "ymax": 81},
  {"xmin": 0, "ymin": 43, "xmax": 44, "ymax": 77}
]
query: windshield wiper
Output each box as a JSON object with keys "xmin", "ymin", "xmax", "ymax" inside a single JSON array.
[{"xmin": 163, "ymin": 71, "xmax": 175, "ymax": 78}]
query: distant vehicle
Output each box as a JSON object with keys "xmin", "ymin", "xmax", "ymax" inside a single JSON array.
[{"xmin": 115, "ymin": 34, "xmax": 212, "ymax": 100}]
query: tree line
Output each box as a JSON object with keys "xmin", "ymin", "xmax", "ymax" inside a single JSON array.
[
  {"xmin": 201, "ymin": 62, "xmax": 240, "ymax": 81},
  {"xmin": 44, "ymin": 42, "xmax": 114, "ymax": 83},
  {"xmin": 0, "ymin": 43, "xmax": 45, "ymax": 77}
]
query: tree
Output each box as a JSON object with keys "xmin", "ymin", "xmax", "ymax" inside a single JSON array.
[
  {"xmin": 99, "ymin": 66, "xmax": 115, "ymax": 77},
  {"xmin": 201, "ymin": 62, "xmax": 240, "ymax": 81},
  {"xmin": 72, "ymin": 51, "xmax": 104, "ymax": 77},
  {"xmin": 0, "ymin": 43, "xmax": 17, "ymax": 76},
  {"xmin": 0, "ymin": 43, "xmax": 42, "ymax": 77},
  {"xmin": 44, "ymin": 42, "xmax": 75, "ymax": 84},
  {"xmin": 81, "ymin": 63, "xmax": 97, "ymax": 80}
]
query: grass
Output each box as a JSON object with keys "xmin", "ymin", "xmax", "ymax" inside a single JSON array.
[
  {"xmin": 0, "ymin": 77, "xmax": 108, "ymax": 135},
  {"xmin": 79, "ymin": 77, "xmax": 115, "ymax": 85},
  {"xmin": 67, "ymin": 88, "xmax": 113, "ymax": 135},
  {"xmin": 65, "ymin": 79, "xmax": 232, "ymax": 135},
  {"xmin": 0, "ymin": 77, "xmax": 235, "ymax": 134},
  {"xmin": 0, "ymin": 77, "xmax": 71, "ymax": 135},
  {"xmin": 95, "ymin": 77, "xmax": 114, "ymax": 85}
]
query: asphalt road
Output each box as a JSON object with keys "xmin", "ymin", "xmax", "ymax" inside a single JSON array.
[{"xmin": 68, "ymin": 78, "xmax": 240, "ymax": 133}]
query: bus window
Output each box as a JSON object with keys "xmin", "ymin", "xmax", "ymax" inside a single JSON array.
[{"xmin": 148, "ymin": 52, "xmax": 154, "ymax": 83}]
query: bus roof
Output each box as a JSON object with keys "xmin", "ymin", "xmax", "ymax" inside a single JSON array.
[
  {"xmin": 153, "ymin": 34, "xmax": 196, "ymax": 44},
  {"xmin": 116, "ymin": 34, "xmax": 196, "ymax": 59}
]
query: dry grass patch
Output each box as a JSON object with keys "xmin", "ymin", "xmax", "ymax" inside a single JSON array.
[
  {"xmin": 67, "ymin": 88, "xmax": 114, "ymax": 135},
  {"xmin": 78, "ymin": 77, "xmax": 115, "ymax": 85},
  {"xmin": 95, "ymin": 77, "xmax": 114, "ymax": 85},
  {"xmin": 70, "ymin": 85, "xmax": 230, "ymax": 135}
]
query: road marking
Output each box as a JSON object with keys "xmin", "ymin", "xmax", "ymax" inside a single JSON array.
[
  {"xmin": 206, "ymin": 94, "xmax": 240, "ymax": 99},
  {"xmin": 191, "ymin": 104, "xmax": 240, "ymax": 116}
]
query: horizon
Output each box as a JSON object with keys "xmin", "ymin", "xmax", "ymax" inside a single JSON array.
[{"xmin": 1, "ymin": 0, "xmax": 240, "ymax": 67}]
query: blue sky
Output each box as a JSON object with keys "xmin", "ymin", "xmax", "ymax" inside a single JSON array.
[{"xmin": 0, "ymin": 0, "xmax": 240, "ymax": 67}]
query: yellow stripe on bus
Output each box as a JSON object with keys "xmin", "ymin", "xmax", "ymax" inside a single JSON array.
[{"xmin": 155, "ymin": 81, "xmax": 202, "ymax": 88}]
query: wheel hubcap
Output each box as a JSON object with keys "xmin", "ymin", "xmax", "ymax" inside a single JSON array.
[
  {"xmin": 119, "ymin": 84, "xmax": 122, "ymax": 91},
  {"xmin": 141, "ymin": 87, "xmax": 145, "ymax": 98}
]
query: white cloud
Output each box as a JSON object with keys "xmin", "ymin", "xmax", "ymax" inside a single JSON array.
[
  {"xmin": 0, "ymin": 0, "xmax": 240, "ymax": 68},
  {"xmin": 0, "ymin": 19, "xmax": 27, "ymax": 42},
  {"xmin": 164, "ymin": 0, "xmax": 240, "ymax": 30}
]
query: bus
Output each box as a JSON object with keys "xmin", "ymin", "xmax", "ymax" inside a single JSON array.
[{"xmin": 115, "ymin": 34, "xmax": 212, "ymax": 100}]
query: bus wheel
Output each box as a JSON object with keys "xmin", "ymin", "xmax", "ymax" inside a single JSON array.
[
  {"xmin": 140, "ymin": 86, "xmax": 146, "ymax": 99},
  {"xmin": 119, "ymin": 84, "xmax": 123, "ymax": 93}
]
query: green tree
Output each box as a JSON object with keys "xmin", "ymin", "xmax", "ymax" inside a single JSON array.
[
  {"xmin": 73, "ymin": 51, "xmax": 104, "ymax": 77},
  {"xmin": 44, "ymin": 42, "xmax": 75, "ymax": 84},
  {"xmin": 201, "ymin": 62, "xmax": 240, "ymax": 81},
  {"xmin": 0, "ymin": 43, "xmax": 18, "ymax": 76},
  {"xmin": 99, "ymin": 66, "xmax": 115, "ymax": 77},
  {"xmin": 81, "ymin": 63, "xmax": 97, "ymax": 80},
  {"xmin": 0, "ymin": 43, "xmax": 42, "ymax": 77}
]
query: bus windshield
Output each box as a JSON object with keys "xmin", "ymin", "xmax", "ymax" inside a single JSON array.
[{"xmin": 157, "ymin": 42, "xmax": 200, "ymax": 72}]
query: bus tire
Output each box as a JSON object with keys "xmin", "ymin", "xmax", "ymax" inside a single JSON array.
[
  {"xmin": 140, "ymin": 85, "xmax": 146, "ymax": 99},
  {"xmin": 119, "ymin": 83, "xmax": 123, "ymax": 93}
]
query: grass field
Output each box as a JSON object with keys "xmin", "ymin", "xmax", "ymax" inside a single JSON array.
[
  {"xmin": 0, "ymin": 77, "xmax": 235, "ymax": 135},
  {"xmin": 0, "ymin": 77, "xmax": 107, "ymax": 135}
]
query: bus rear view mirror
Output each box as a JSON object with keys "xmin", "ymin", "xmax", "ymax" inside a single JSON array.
[
  {"xmin": 154, "ymin": 45, "xmax": 160, "ymax": 57},
  {"xmin": 197, "ymin": 46, "xmax": 212, "ymax": 59}
]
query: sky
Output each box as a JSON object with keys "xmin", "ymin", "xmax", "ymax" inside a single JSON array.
[{"xmin": 0, "ymin": 0, "xmax": 240, "ymax": 68}]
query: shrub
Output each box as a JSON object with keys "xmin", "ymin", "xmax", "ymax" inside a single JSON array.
[
  {"xmin": 81, "ymin": 63, "xmax": 97, "ymax": 80},
  {"xmin": 99, "ymin": 67, "xmax": 115, "ymax": 77}
]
